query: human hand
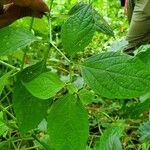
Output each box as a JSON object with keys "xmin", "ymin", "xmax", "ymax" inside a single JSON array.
[{"xmin": 0, "ymin": 0, "xmax": 49, "ymax": 28}]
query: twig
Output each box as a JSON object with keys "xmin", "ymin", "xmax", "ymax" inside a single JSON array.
[{"xmin": 0, "ymin": 60, "xmax": 20, "ymax": 71}]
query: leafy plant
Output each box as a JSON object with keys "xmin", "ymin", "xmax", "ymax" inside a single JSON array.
[{"xmin": 0, "ymin": 1, "xmax": 150, "ymax": 149}]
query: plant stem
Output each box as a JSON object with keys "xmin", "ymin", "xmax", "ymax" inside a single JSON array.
[
  {"xmin": 43, "ymin": 0, "xmax": 54, "ymax": 64},
  {"xmin": 0, "ymin": 60, "xmax": 20, "ymax": 71},
  {"xmin": 21, "ymin": 17, "xmax": 34, "ymax": 70},
  {"xmin": 44, "ymin": 0, "xmax": 71, "ymax": 64},
  {"xmin": 0, "ymin": 104, "xmax": 16, "ymax": 120},
  {"xmin": 51, "ymin": 42, "xmax": 71, "ymax": 63},
  {"xmin": 32, "ymin": 134, "xmax": 50, "ymax": 150},
  {"xmin": 100, "ymin": 111, "xmax": 114, "ymax": 121}
]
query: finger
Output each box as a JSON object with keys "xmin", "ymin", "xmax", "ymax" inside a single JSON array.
[
  {"xmin": 0, "ymin": 12, "xmax": 14, "ymax": 28},
  {"xmin": 0, "ymin": 5, "xmax": 4, "ymax": 15},
  {"xmin": 0, "ymin": 4, "xmax": 44, "ymax": 28},
  {"xmin": 12, "ymin": 0, "xmax": 49, "ymax": 12},
  {"xmin": 0, "ymin": 0, "xmax": 12, "ymax": 5},
  {"xmin": 4, "ymin": 4, "xmax": 44, "ymax": 18}
]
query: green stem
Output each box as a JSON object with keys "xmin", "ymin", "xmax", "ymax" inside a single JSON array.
[
  {"xmin": 0, "ymin": 104, "xmax": 16, "ymax": 120},
  {"xmin": 51, "ymin": 42, "xmax": 71, "ymax": 63},
  {"xmin": 0, "ymin": 60, "xmax": 20, "ymax": 71},
  {"xmin": 2, "ymin": 136, "xmax": 33, "ymax": 144},
  {"xmin": 21, "ymin": 17, "xmax": 34, "ymax": 70},
  {"xmin": 100, "ymin": 111, "xmax": 114, "ymax": 121},
  {"xmin": 43, "ymin": 0, "xmax": 54, "ymax": 64},
  {"xmin": 69, "ymin": 63, "xmax": 73, "ymax": 83},
  {"xmin": 44, "ymin": 0, "xmax": 71, "ymax": 64},
  {"xmin": 32, "ymin": 134, "xmax": 50, "ymax": 150}
]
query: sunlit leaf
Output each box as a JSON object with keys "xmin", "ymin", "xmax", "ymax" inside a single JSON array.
[
  {"xmin": 81, "ymin": 52, "xmax": 150, "ymax": 99},
  {"xmin": 48, "ymin": 94, "xmax": 89, "ymax": 150},
  {"xmin": 23, "ymin": 72, "xmax": 64, "ymax": 99}
]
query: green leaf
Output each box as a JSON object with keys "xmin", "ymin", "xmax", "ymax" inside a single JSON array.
[
  {"xmin": 61, "ymin": 3, "xmax": 95, "ymax": 56},
  {"xmin": 81, "ymin": 52, "xmax": 150, "ymax": 99},
  {"xmin": 0, "ymin": 27, "xmax": 38, "ymax": 56},
  {"xmin": 0, "ymin": 141, "xmax": 9, "ymax": 150},
  {"xmin": 78, "ymin": 89, "xmax": 94, "ymax": 105},
  {"xmin": 19, "ymin": 61, "xmax": 45, "ymax": 82},
  {"xmin": 94, "ymin": 135, "xmax": 122, "ymax": 150},
  {"xmin": 93, "ymin": 9, "xmax": 114, "ymax": 36},
  {"xmin": 0, "ymin": 112, "xmax": 9, "ymax": 136},
  {"xmin": 61, "ymin": 2, "xmax": 113, "ymax": 56},
  {"xmin": 0, "ymin": 71, "xmax": 12, "ymax": 94},
  {"xmin": 68, "ymin": 2, "xmax": 87, "ymax": 15},
  {"xmin": 139, "ymin": 121, "xmax": 150, "ymax": 144},
  {"xmin": 22, "ymin": 72, "xmax": 64, "ymax": 99},
  {"xmin": 47, "ymin": 94, "xmax": 89, "ymax": 150},
  {"xmin": 123, "ymin": 99, "xmax": 150, "ymax": 119},
  {"xmin": 13, "ymin": 63, "xmax": 49, "ymax": 133},
  {"xmin": 94, "ymin": 122, "xmax": 124, "ymax": 150},
  {"xmin": 136, "ymin": 44, "xmax": 150, "ymax": 66},
  {"xmin": 66, "ymin": 83, "xmax": 78, "ymax": 94},
  {"xmin": 13, "ymin": 81, "xmax": 49, "ymax": 133}
]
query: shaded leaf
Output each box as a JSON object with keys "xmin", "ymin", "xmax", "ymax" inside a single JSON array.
[
  {"xmin": 13, "ymin": 62, "xmax": 49, "ymax": 133},
  {"xmin": 123, "ymin": 99, "xmax": 150, "ymax": 119},
  {"xmin": 13, "ymin": 81, "xmax": 49, "ymax": 133},
  {"xmin": 19, "ymin": 61, "xmax": 45, "ymax": 82}
]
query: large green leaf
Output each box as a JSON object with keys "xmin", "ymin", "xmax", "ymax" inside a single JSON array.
[
  {"xmin": 61, "ymin": 2, "xmax": 113, "ymax": 56},
  {"xmin": 47, "ymin": 94, "xmax": 89, "ymax": 150},
  {"xmin": 22, "ymin": 72, "xmax": 65, "ymax": 99},
  {"xmin": 13, "ymin": 82, "xmax": 49, "ymax": 133},
  {"xmin": 81, "ymin": 52, "xmax": 150, "ymax": 99},
  {"xmin": 61, "ymin": 3, "xmax": 95, "ymax": 56},
  {"xmin": 19, "ymin": 61, "xmax": 45, "ymax": 82},
  {"xmin": 13, "ymin": 62, "xmax": 49, "ymax": 133},
  {"xmin": 0, "ymin": 27, "xmax": 38, "ymax": 56},
  {"xmin": 94, "ymin": 122, "xmax": 124, "ymax": 150}
]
